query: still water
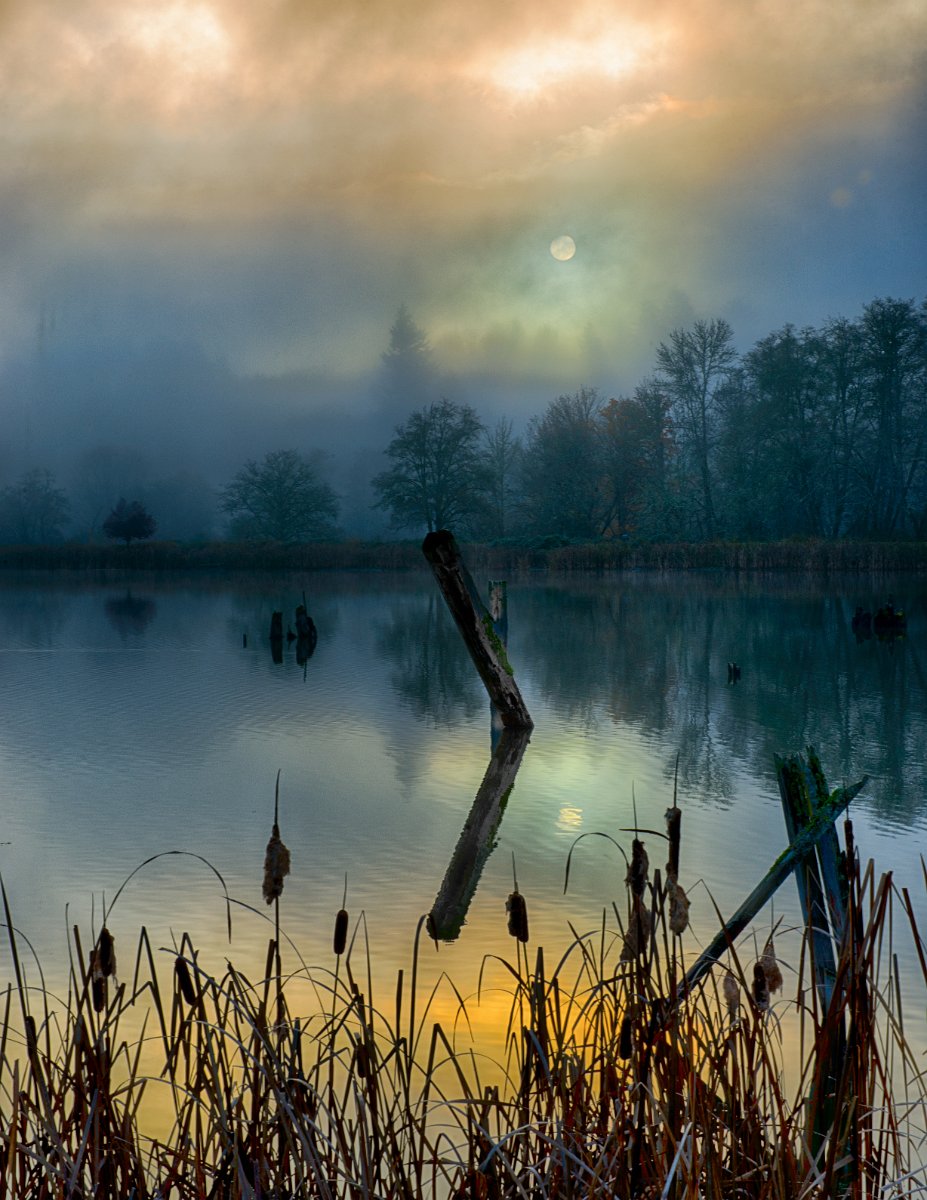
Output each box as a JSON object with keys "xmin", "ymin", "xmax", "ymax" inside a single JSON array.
[{"xmin": 1, "ymin": 569, "xmax": 925, "ymax": 1058}]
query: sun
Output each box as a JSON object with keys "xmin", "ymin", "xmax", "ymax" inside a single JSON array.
[{"xmin": 550, "ymin": 235, "xmax": 577, "ymax": 262}]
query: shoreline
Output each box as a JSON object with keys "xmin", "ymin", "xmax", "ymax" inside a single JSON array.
[{"xmin": 0, "ymin": 537, "xmax": 926, "ymax": 574}]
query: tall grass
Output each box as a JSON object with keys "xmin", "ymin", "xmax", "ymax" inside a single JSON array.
[{"xmin": 1, "ymin": 822, "xmax": 925, "ymax": 1197}]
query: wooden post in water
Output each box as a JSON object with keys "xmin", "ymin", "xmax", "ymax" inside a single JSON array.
[
  {"xmin": 422, "ymin": 531, "xmax": 533, "ymax": 730},
  {"xmin": 488, "ymin": 579, "xmax": 509, "ymax": 748}
]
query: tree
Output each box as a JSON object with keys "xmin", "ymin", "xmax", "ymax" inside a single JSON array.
[
  {"xmin": 103, "ymin": 498, "xmax": 157, "ymax": 546},
  {"xmin": 656, "ymin": 318, "xmax": 736, "ymax": 538},
  {"xmin": 857, "ymin": 297, "xmax": 926, "ymax": 534},
  {"xmin": 373, "ymin": 399, "xmax": 488, "ymax": 534},
  {"xmin": 519, "ymin": 388, "xmax": 607, "ymax": 540},
  {"xmin": 0, "ymin": 468, "xmax": 70, "ymax": 544},
  {"xmin": 219, "ymin": 450, "xmax": 339, "ymax": 542},
  {"xmin": 481, "ymin": 417, "xmax": 523, "ymax": 540},
  {"xmin": 379, "ymin": 304, "xmax": 437, "ymax": 417}
]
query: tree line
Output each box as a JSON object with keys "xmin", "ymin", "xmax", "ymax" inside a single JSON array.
[
  {"xmin": 2, "ymin": 295, "xmax": 924, "ymax": 546},
  {"xmin": 372, "ymin": 296, "xmax": 927, "ymax": 543}
]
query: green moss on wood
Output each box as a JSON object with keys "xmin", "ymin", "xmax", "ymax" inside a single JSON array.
[{"xmin": 482, "ymin": 614, "xmax": 514, "ymax": 675}]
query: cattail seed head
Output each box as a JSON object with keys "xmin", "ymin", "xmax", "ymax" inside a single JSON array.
[
  {"xmin": 626, "ymin": 839, "xmax": 649, "ymax": 897},
  {"xmin": 760, "ymin": 934, "xmax": 783, "ymax": 994},
  {"xmin": 665, "ymin": 807, "xmax": 682, "ymax": 880},
  {"xmin": 752, "ymin": 962, "xmax": 769, "ymax": 1011},
  {"xmin": 96, "ymin": 927, "xmax": 116, "ymax": 978},
  {"xmin": 92, "ymin": 975, "xmax": 107, "ymax": 1014},
  {"xmin": 333, "ymin": 909, "xmax": 349, "ymax": 956},
  {"xmin": 506, "ymin": 890, "xmax": 529, "ymax": 942},
  {"xmin": 619, "ymin": 1015, "xmax": 633, "ymax": 1059},
  {"xmin": 262, "ymin": 823, "xmax": 291, "ymax": 904},
  {"xmin": 723, "ymin": 970, "xmax": 740, "ymax": 1020},
  {"xmin": 667, "ymin": 876, "xmax": 690, "ymax": 935},
  {"xmin": 175, "ymin": 956, "xmax": 197, "ymax": 1005},
  {"xmin": 620, "ymin": 896, "xmax": 652, "ymax": 961}
]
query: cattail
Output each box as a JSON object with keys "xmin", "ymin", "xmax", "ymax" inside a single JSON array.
[
  {"xmin": 92, "ymin": 975, "xmax": 107, "ymax": 1014},
  {"xmin": 262, "ymin": 822, "xmax": 291, "ymax": 904},
  {"xmin": 96, "ymin": 927, "xmax": 116, "ymax": 978},
  {"xmin": 760, "ymin": 934, "xmax": 783, "ymax": 994},
  {"xmin": 333, "ymin": 909, "xmax": 349, "ymax": 956},
  {"xmin": 619, "ymin": 1014, "xmax": 633, "ymax": 1059},
  {"xmin": 620, "ymin": 896, "xmax": 652, "ymax": 961},
  {"xmin": 175, "ymin": 955, "xmax": 197, "ymax": 1005},
  {"xmin": 626, "ymin": 838, "xmax": 649, "ymax": 897},
  {"xmin": 667, "ymin": 875, "xmax": 690, "ymax": 935},
  {"xmin": 665, "ymin": 806, "xmax": 682, "ymax": 881},
  {"xmin": 723, "ymin": 970, "xmax": 740, "ymax": 1020},
  {"xmin": 752, "ymin": 962, "xmax": 769, "ymax": 1011},
  {"xmin": 506, "ymin": 890, "xmax": 529, "ymax": 942}
]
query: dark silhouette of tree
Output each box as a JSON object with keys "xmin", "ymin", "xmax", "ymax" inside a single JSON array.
[
  {"xmin": 102, "ymin": 498, "xmax": 157, "ymax": 546},
  {"xmin": 519, "ymin": 388, "xmax": 608, "ymax": 540},
  {"xmin": 481, "ymin": 417, "xmax": 523, "ymax": 540},
  {"xmin": 599, "ymin": 389, "xmax": 675, "ymax": 537},
  {"xmin": 380, "ymin": 304, "xmax": 437, "ymax": 416},
  {"xmin": 220, "ymin": 450, "xmax": 339, "ymax": 543},
  {"xmin": 0, "ymin": 468, "xmax": 70, "ymax": 544},
  {"xmin": 857, "ymin": 297, "xmax": 926, "ymax": 535},
  {"xmin": 373, "ymin": 399, "xmax": 488, "ymax": 533},
  {"xmin": 656, "ymin": 318, "xmax": 736, "ymax": 538},
  {"xmin": 741, "ymin": 324, "xmax": 826, "ymax": 537}
]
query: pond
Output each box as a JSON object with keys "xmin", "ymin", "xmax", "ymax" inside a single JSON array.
[{"xmin": 1, "ymin": 568, "xmax": 925, "ymax": 1072}]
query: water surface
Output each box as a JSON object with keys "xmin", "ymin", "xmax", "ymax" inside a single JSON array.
[{"xmin": 1, "ymin": 569, "xmax": 924, "ymax": 1058}]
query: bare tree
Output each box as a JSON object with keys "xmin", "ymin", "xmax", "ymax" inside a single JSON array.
[
  {"xmin": 0, "ymin": 468, "xmax": 70, "ymax": 544},
  {"xmin": 220, "ymin": 450, "xmax": 339, "ymax": 542},
  {"xmin": 656, "ymin": 319, "xmax": 736, "ymax": 538}
]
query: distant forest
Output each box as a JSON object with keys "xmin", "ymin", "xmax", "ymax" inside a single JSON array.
[{"xmin": 1, "ymin": 295, "xmax": 925, "ymax": 547}]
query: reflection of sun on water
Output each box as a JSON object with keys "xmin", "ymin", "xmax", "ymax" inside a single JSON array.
[{"xmin": 557, "ymin": 804, "xmax": 583, "ymax": 830}]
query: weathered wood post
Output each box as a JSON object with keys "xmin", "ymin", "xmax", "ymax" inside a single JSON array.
[
  {"xmin": 488, "ymin": 579, "xmax": 509, "ymax": 748},
  {"xmin": 422, "ymin": 531, "xmax": 533, "ymax": 730}
]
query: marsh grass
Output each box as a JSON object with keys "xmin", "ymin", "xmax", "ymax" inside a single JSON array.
[{"xmin": 1, "ymin": 826, "xmax": 926, "ymax": 1198}]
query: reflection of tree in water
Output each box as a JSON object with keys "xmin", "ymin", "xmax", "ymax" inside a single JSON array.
[
  {"xmin": 373, "ymin": 594, "xmax": 483, "ymax": 727},
  {"xmin": 0, "ymin": 586, "xmax": 71, "ymax": 649},
  {"xmin": 517, "ymin": 577, "xmax": 927, "ymax": 820},
  {"xmin": 104, "ymin": 591, "xmax": 157, "ymax": 638}
]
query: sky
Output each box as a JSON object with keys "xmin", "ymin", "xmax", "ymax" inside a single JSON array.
[{"xmin": 1, "ymin": 0, "xmax": 925, "ymax": 488}]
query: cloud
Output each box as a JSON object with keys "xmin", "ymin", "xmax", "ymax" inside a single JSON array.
[{"xmin": 0, "ymin": 0, "xmax": 923, "ymax": 407}]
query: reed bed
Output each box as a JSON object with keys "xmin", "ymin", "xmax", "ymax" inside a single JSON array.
[
  {"xmin": 1, "ymin": 820, "xmax": 926, "ymax": 1198},
  {"xmin": 2, "ymin": 537, "xmax": 927, "ymax": 575}
]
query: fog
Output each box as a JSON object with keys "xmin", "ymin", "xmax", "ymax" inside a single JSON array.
[{"xmin": 1, "ymin": 0, "xmax": 925, "ymax": 538}]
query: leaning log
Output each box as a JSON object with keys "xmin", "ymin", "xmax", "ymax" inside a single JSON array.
[
  {"xmin": 673, "ymin": 770, "xmax": 867, "ymax": 1008},
  {"xmin": 422, "ymin": 531, "xmax": 533, "ymax": 729}
]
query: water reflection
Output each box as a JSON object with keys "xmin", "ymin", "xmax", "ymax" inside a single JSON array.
[
  {"xmin": 510, "ymin": 578, "xmax": 927, "ymax": 823},
  {"xmin": 374, "ymin": 593, "xmax": 482, "ymax": 727},
  {"xmin": 428, "ymin": 726, "xmax": 531, "ymax": 940},
  {"xmin": 104, "ymin": 591, "xmax": 157, "ymax": 639}
]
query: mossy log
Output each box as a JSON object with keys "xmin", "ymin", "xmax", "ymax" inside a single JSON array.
[{"xmin": 422, "ymin": 530, "xmax": 533, "ymax": 730}]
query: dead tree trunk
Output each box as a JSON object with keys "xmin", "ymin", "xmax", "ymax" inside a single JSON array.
[{"xmin": 422, "ymin": 530, "xmax": 533, "ymax": 730}]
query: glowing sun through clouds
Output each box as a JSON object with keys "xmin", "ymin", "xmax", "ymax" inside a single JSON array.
[{"xmin": 550, "ymin": 235, "xmax": 576, "ymax": 261}]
